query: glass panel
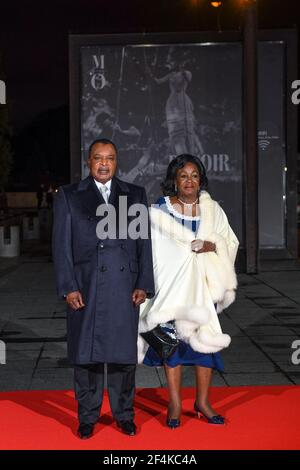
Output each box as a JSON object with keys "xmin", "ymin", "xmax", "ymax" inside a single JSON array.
[{"xmin": 258, "ymin": 42, "xmax": 286, "ymax": 248}]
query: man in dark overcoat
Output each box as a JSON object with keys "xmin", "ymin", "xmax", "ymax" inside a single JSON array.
[{"xmin": 52, "ymin": 138, "xmax": 154, "ymax": 439}]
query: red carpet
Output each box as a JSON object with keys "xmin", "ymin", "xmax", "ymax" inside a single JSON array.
[{"xmin": 0, "ymin": 385, "xmax": 299, "ymax": 450}]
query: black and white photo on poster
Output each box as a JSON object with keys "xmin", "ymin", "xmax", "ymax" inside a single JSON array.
[{"xmin": 80, "ymin": 43, "xmax": 244, "ymax": 240}]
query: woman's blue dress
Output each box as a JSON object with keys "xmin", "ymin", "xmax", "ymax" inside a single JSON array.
[{"xmin": 143, "ymin": 196, "xmax": 224, "ymax": 371}]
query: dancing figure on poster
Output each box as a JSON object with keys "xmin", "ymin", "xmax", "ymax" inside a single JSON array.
[{"xmin": 147, "ymin": 57, "xmax": 204, "ymax": 157}]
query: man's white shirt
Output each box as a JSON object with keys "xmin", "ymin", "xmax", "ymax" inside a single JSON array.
[{"xmin": 94, "ymin": 179, "xmax": 112, "ymax": 203}]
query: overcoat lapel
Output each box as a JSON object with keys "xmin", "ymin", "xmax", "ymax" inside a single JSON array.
[
  {"xmin": 75, "ymin": 175, "xmax": 106, "ymax": 217},
  {"xmin": 109, "ymin": 176, "xmax": 130, "ymax": 205},
  {"xmin": 75, "ymin": 174, "xmax": 130, "ymax": 220}
]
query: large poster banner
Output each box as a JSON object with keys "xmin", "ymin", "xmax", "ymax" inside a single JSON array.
[{"xmin": 80, "ymin": 43, "xmax": 243, "ymax": 242}]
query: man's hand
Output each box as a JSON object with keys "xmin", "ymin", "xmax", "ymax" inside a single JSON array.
[
  {"xmin": 66, "ymin": 291, "xmax": 85, "ymax": 310},
  {"xmin": 191, "ymin": 239, "xmax": 216, "ymax": 254},
  {"xmin": 132, "ymin": 289, "xmax": 147, "ymax": 307}
]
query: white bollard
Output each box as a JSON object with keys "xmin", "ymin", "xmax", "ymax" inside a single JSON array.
[
  {"xmin": 22, "ymin": 216, "xmax": 40, "ymax": 240},
  {"xmin": 0, "ymin": 226, "xmax": 20, "ymax": 257}
]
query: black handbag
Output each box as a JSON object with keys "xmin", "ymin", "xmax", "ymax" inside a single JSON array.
[{"xmin": 141, "ymin": 324, "xmax": 180, "ymax": 361}]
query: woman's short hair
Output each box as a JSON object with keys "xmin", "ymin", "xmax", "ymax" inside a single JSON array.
[{"xmin": 161, "ymin": 154, "xmax": 208, "ymax": 196}]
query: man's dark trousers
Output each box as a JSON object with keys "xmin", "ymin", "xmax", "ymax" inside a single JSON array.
[{"xmin": 74, "ymin": 363, "xmax": 136, "ymax": 424}]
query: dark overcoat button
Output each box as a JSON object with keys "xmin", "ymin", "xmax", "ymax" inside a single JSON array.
[
  {"xmin": 120, "ymin": 266, "xmax": 125, "ymax": 271},
  {"xmin": 100, "ymin": 265, "xmax": 107, "ymax": 272}
]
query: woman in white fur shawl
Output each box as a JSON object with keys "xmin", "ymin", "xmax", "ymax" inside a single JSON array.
[{"xmin": 139, "ymin": 154, "xmax": 239, "ymax": 428}]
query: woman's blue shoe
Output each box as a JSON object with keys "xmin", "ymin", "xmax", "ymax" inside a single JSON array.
[
  {"xmin": 194, "ymin": 402, "xmax": 225, "ymax": 425},
  {"xmin": 166, "ymin": 417, "xmax": 181, "ymax": 429}
]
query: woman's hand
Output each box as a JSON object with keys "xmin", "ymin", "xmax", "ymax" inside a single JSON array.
[
  {"xmin": 191, "ymin": 239, "xmax": 204, "ymax": 252},
  {"xmin": 191, "ymin": 239, "xmax": 216, "ymax": 254}
]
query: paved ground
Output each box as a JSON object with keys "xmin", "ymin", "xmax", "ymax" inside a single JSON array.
[{"xmin": 1, "ymin": 240, "xmax": 300, "ymax": 391}]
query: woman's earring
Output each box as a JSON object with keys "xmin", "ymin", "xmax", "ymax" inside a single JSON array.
[{"xmin": 174, "ymin": 183, "xmax": 177, "ymax": 193}]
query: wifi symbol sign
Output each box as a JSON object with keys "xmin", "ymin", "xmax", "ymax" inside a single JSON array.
[{"xmin": 258, "ymin": 139, "xmax": 270, "ymax": 151}]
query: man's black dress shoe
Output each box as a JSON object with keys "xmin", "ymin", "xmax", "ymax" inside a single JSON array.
[
  {"xmin": 77, "ymin": 423, "xmax": 94, "ymax": 439},
  {"xmin": 116, "ymin": 420, "xmax": 137, "ymax": 436}
]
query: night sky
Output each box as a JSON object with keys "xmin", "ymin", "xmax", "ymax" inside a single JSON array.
[
  {"xmin": 0, "ymin": 0, "xmax": 299, "ymax": 185},
  {"xmin": 0, "ymin": 0, "xmax": 299, "ymax": 129}
]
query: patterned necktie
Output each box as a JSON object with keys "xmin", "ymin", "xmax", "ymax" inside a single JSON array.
[{"xmin": 100, "ymin": 185, "xmax": 109, "ymax": 204}]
